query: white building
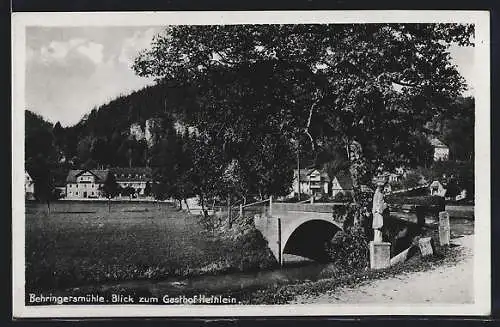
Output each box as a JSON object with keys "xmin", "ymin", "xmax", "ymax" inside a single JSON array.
[
  {"xmin": 25, "ymin": 170, "xmax": 35, "ymax": 200},
  {"xmin": 66, "ymin": 169, "xmax": 108, "ymax": 199},
  {"xmin": 65, "ymin": 167, "xmax": 153, "ymax": 199},
  {"xmin": 429, "ymin": 180, "xmax": 447, "ymax": 197},
  {"xmin": 110, "ymin": 167, "xmax": 152, "ymax": 196},
  {"xmin": 388, "ymin": 173, "xmax": 400, "ymax": 183},
  {"xmin": 290, "ymin": 168, "xmax": 330, "ymax": 199},
  {"xmin": 430, "ymin": 138, "xmax": 450, "ymax": 161}
]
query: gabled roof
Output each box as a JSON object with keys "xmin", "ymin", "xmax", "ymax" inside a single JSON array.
[
  {"xmin": 333, "ymin": 172, "xmax": 353, "ymax": 190},
  {"xmin": 429, "ymin": 138, "xmax": 448, "ymax": 148},
  {"xmin": 430, "ymin": 180, "xmax": 444, "ymax": 188},
  {"xmin": 294, "ymin": 168, "xmax": 330, "ymax": 182},
  {"xmin": 110, "ymin": 167, "xmax": 152, "ymax": 182},
  {"xmin": 66, "ymin": 169, "xmax": 109, "ymax": 183}
]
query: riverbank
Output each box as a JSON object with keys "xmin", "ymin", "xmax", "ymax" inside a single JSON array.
[
  {"xmin": 25, "ymin": 203, "xmax": 276, "ymax": 294},
  {"xmin": 291, "ymin": 235, "xmax": 473, "ymax": 304}
]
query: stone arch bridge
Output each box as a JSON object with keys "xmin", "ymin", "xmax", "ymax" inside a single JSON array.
[{"xmin": 253, "ymin": 202, "xmax": 347, "ymax": 265}]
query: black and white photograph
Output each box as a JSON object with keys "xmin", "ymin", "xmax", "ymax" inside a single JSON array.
[{"xmin": 11, "ymin": 11, "xmax": 490, "ymax": 317}]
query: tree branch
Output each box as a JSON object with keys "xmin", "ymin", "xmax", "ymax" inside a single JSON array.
[
  {"xmin": 214, "ymin": 51, "xmax": 239, "ymax": 66},
  {"xmin": 391, "ymin": 79, "xmax": 420, "ymax": 88},
  {"xmin": 304, "ymin": 94, "xmax": 322, "ymax": 151},
  {"xmin": 328, "ymin": 58, "xmax": 424, "ymax": 90}
]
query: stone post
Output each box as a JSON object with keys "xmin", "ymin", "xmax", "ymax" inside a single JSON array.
[
  {"xmin": 369, "ymin": 241, "xmax": 391, "ymax": 270},
  {"xmin": 439, "ymin": 211, "xmax": 450, "ymax": 246},
  {"xmin": 239, "ymin": 204, "xmax": 243, "ymax": 217},
  {"xmin": 418, "ymin": 237, "xmax": 434, "ymax": 256}
]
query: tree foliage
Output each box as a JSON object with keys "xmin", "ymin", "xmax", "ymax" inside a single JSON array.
[
  {"xmin": 149, "ymin": 129, "xmax": 196, "ymax": 204},
  {"xmin": 134, "ymin": 24, "xmax": 472, "ymax": 172},
  {"xmin": 25, "ymin": 111, "xmax": 60, "ymax": 202},
  {"xmin": 133, "ymin": 23, "xmax": 473, "ymax": 223},
  {"xmin": 100, "ymin": 172, "xmax": 120, "ymax": 198}
]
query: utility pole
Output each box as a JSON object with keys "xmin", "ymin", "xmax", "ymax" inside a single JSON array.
[
  {"xmin": 227, "ymin": 194, "xmax": 231, "ymax": 228},
  {"xmin": 297, "ymin": 147, "xmax": 301, "ymax": 201}
]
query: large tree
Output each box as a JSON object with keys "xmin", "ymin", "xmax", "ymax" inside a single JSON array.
[
  {"xmin": 134, "ymin": 23, "xmax": 473, "ymax": 225},
  {"xmin": 150, "ymin": 129, "xmax": 196, "ymax": 208},
  {"xmin": 25, "ymin": 110, "xmax": 60, "ymax": 207}
]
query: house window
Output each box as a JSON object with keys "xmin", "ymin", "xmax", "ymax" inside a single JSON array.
[{"xmin": 76, "ymin": 192, "xmax": 78, "ymax": 195}]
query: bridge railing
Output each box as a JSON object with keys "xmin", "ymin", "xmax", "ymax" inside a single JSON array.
[{"xmin": 238, "ymin": 197, "xmax": 273, "ymax": 218}]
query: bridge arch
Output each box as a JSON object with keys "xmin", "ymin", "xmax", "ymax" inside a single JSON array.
[{"xmin": 281, "ymin": 217, "xmax": 342, "ymax": 263}]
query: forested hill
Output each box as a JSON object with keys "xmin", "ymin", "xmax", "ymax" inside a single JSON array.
[
  {"xmin": 74, "ymin": 80, "xmax": 192, "ymax": 140},
  {"xmin": 26, "ymin": 81, "xmax": 198, "ymax": 174}
]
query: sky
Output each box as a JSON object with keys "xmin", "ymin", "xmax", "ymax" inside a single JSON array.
[{"xmin": 25, "ymin": 26, "xmax": 475, "ymax": 127}]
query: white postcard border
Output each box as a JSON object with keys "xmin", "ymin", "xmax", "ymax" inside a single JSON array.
[{"xmin": 12, "ymin": 10, "xmax": 491, "ymax": 318}]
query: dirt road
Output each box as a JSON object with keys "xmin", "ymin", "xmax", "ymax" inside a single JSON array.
[{"xmin": 293, "ymin": 235, "xmax": 474, "ymax": 304}]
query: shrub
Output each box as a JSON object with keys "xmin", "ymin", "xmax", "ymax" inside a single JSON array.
[
  {"xmin": 324, "ymin": 227, "xmax": 369, "ymax": 271},
  {"xmin": 231, "ymin": 228, "xmax": 277, "ymax": 271},
  {"xmin": 402, "ymin": 172, "xmax": 422, "ymax": 189},
  {"xmin": 333, "ymin": 192, "xmax": 353, "ymax": 202}
]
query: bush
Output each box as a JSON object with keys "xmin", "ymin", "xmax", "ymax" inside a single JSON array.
[
  {"xmin": 333, "ymin": 192, "xmax": 353, "ymax": 202},
  {"xmin": 402, "ymin": 172, "xmax": 422, "ymax": 189},
  {"xmin": 324, "ymin": 227, "xmax": 369, "ymax": 271},
  {"xmin": 231, "ymin": 228, "xmax": 277, "ymax": 271}
]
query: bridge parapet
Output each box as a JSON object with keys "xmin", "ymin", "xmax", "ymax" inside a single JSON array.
[{"xmin": 272, "ymin": 202, "xmax": 348, "ymax": 214}]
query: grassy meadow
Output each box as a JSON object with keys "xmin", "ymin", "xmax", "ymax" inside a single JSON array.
[{"xmin": 25, "ymin": 201, "xmax": 276, "ymax": 293}]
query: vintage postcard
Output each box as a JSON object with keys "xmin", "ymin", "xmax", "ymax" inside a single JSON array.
[{"xmin": 12, "ymin": 10, "xmax": 491, "ymax": 318}]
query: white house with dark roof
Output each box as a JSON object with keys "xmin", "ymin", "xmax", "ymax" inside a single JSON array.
[
  {"xmin": 66, "ymin": 169, "xmax": 109, "ymax": 199},
  {"xmin": 110, "ymin": 167, "xmax": 152, "ymax": 196},
  {"xmin": 290, "ymin": 168, "xmax": 330, "ymax": 199},
  {"xmin": 429, "ymin": 138, "xmax": 450, "ymax": 161}
]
